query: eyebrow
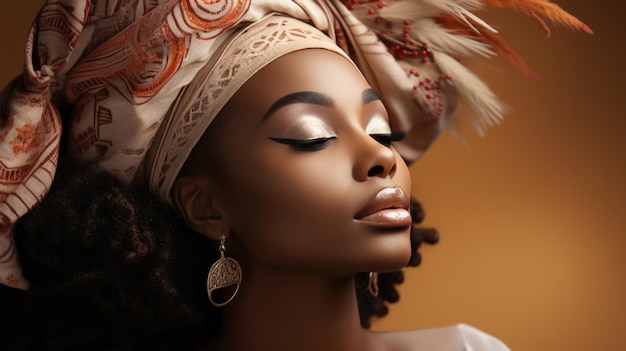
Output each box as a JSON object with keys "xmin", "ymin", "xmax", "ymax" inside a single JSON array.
[{"xmin": 260, "ymin": 88, "xmax": 382, "ymax": 123}]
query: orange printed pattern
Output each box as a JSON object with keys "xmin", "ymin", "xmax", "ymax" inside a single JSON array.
[
  {"xmin": 181, "ymin": 0, "xmax": 250, "ymax": 34},
  {"xmin": 10, "ymin": 124, "xmax": 36, "ymax": 156}
]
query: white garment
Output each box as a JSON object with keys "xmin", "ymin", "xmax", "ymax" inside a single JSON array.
[{"xmin": 377, "ymin": 323, "xmax": 511, "ymax": 351}]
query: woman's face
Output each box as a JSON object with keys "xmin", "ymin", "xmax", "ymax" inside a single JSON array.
[{"xmin": 192, "ymin": 49, "xmax": 412, "ymax": 275}]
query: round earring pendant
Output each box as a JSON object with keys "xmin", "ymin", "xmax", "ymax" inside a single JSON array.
[{"xmin": 207, "ymin": 256, "xmax": 242, "ymax": 307}]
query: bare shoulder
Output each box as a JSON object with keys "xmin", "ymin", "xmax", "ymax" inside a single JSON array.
[{"xmin": 369, "ymin": 324, "xmax": 511, "ymax": 351}]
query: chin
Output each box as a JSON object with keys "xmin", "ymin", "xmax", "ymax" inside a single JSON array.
[
  {"xmin": 374, "ymin": 254, "xmax": 411, "ymax": 273},
  {"xmin": 367, "ymin": 231, "xmax": 412, "ymax": 272}
]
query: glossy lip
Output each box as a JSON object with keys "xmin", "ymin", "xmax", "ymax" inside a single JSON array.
[{"xmin": 354, "ymin": 187, "xmax": 412, "ymax": 229}]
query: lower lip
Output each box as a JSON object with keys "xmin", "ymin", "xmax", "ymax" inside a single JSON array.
[{"xmin": 355, "ymin": 209, "xmax": 412, "ymax": 229}]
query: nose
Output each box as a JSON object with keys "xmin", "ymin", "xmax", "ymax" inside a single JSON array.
[{"xmin": 353, "ymin": 135, "xmax": 398, "ymax": 182}]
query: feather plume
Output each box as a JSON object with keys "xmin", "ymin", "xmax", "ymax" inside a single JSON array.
[
  {"xmin": 409, "ymin": 18, "xmax": 495, "ymax": 57},
  {"xmin": 339, "ymin": 0, "xmax": 591, "ymax": 139},
  {"xmin": 378, "ymin": 1, "xmax": 444, "ymax": 20},
  {"xmin": 436, "ymin": 14, "xmax": 537, "ymax": 77},
  {"xmin": 422, "ymin": 0, "xmax": 484, "ymax": 13},
  {"xmin": 479, "ymin": 0, "xmax": 593, "ymax": 35},
  {"xmin": 434, "ymin": 52, "xmax": 507, "ymax": 134},
  {"xmin": 381, "ymin": 0, "xmax": 498, "ymax": 33},
  {"xmin": 423, "ymin": 0, "xmax": 498, "ymax": 33}
]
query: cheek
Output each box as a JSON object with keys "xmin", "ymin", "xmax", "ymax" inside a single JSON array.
[
  {"xmin": 240, "ymin": 148, "xmax": 412, "ymax": 217},
  {"xmin": 220, "ymin": 147, "xmax": 359, "ymax": 263}
]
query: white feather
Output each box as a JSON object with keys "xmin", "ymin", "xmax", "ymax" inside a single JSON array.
[
  {"xmin": 422, "ymin": 0, "xmax": 484, "ymax": 13},
  {"xmin": 409, "ymin": 18, "xmax": 495, "ymax": 57},
  {"xmin": 433, "ymin": 52, "xmax": 508, "ymax": 135},
  {"xmin": 452, "ymin": 6, "xmax": 498, "ymax": 34},
  {"xmin": 382, "ymin": 0, "xmax": 498, "ymax": 34},
  {"xmin": 379, "ymin": 1, "xmax": 445, "ymax": 21}
]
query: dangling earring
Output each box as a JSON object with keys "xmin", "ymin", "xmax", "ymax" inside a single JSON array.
[
  {"xmin": 207, "ymin": 234, "xmax": 242, "ymax": 307},
  {"xmin": 367, "ymin": 272, "xmax": 379, "ymax": 297}
]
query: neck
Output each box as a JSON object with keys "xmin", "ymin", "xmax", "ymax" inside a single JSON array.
[{"xmin": 208, "ymin": 267, "xmax": 382, "ymax": 351}]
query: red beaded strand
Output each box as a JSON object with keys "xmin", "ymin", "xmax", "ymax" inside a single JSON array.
[{"xmin": 340, "ymin": 0, "xmax": 453, "ymax": 93}]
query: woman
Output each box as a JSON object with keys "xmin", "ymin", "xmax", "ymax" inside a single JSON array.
[
  {"xmin": 0, "ymin": 0, "xmax": 589, "ymax": 350},
  {"xmin": 175, "ymin": 47, "xmax": 422, "ymax": 349}
]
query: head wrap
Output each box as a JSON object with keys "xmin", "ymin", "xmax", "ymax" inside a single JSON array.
[{"xmin": 0, "ymin": 0, "xmax": 590, "ymax": 289}]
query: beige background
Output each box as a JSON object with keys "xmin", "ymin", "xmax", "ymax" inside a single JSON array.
[{"xmin": 1, "ymin": 1, "xmax": 624, "ymax": 350}]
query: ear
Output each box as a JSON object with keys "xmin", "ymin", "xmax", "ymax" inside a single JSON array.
[{"xmin": 171, "ymin": 175, "xmax": 226, "ymax": 240}]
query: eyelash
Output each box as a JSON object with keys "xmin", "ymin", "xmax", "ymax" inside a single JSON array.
[
  {"xmin": 370, "ymin": 131, "xmax": 406, "ymax": 146},
  {"xmin": 268, "ymin": 132, "xmax": 405, "ymax": 151},
  {"xmin": 269, "ymin": 137, "xmax": 337, "ymax": 151}
]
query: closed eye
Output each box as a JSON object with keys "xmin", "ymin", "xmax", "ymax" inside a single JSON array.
[
  {"xmin": 268, "ymin": 136, "xmax": 336, "ymax": 151},
  {"xmin": 370, "ymin": 131, "xmax": 405, "ymax": 147}
]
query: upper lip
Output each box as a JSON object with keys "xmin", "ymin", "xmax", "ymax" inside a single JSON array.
[{"xmin": 354, "ymin": 187, "xmax": 410, "ymax": 219}]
